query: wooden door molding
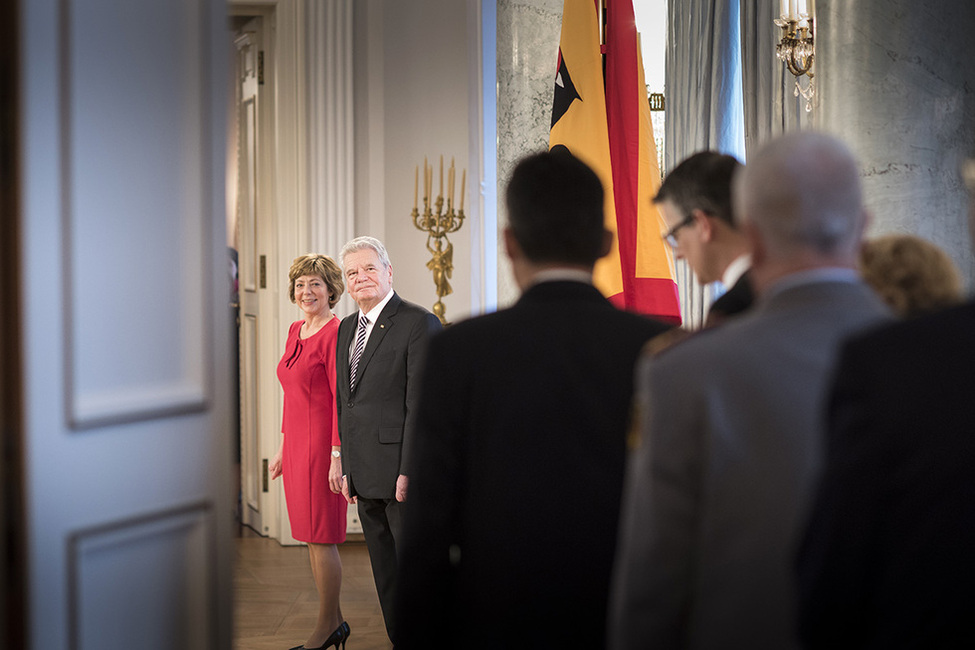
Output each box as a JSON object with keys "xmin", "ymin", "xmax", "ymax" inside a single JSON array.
[{"xmin": 1, "ymin": 0, "xmax": 26, "ymax": 646}]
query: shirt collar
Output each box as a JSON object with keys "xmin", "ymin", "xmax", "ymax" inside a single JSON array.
[
  {"xmin": 721, "ymin": 254, "xmax": 751, "ymax": 289},
  {"xmin": 360, "ymin": 288, "xmax": 394, "ymax": 323},
  {"xmin": 530, "ymin": 268, "xmax": 594, "ymax": 286},
  {"xmin": 764, "ymin": 267, "xmax": 860, "ymax": 301}
]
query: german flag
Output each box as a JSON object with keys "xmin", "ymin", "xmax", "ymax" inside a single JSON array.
[{"xmin": 550, "ymin": 0, "xmax": 680, "ymax": 323}]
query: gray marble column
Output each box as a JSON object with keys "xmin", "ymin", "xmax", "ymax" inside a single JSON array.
[
  {"xmin": 818, "ymin": 0, "xmax": 975, "ymax": 288},
  {"xmin": 496, "ymin": 0, "xmax": 563, "ymax": 306}
]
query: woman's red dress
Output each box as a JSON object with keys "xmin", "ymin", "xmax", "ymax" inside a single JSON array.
[{"xmin": 276, "ymin": 317, "xmax": 347, "ymax": 543}]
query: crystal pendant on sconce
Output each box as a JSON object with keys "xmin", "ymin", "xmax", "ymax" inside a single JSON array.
[{"xmin": 793, "ymin": 77, "xmax": 815, "ymax": 113}]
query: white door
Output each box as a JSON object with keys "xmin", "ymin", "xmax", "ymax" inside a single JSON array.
[
  {"xmin": 235, "ymin": 20, "xmax": 265, "ymax": 537},
  {"xmin": 20, "ymin": 1, "xmax": 233, "ymax": 648}
]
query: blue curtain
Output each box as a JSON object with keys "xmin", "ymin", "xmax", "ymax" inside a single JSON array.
[{"xmin": 665, "ymin": 0, "xmax": 746, "ymax": 327}]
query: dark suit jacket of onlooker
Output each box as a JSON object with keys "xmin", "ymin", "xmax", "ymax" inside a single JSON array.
[
  {"xmin": 798, "ymin": 299, "xmax": 975, "ymax": 649},
  {"xmin": 395, "ymin": 280, "xmax": 671, "ymax": 649},
  {"xmin": 335, "ymin": 291, "xmax": 441, "ymax": 499},
  {"xmin": 705, "ymin": 270, "xmax": 753, "ymax": 326}
]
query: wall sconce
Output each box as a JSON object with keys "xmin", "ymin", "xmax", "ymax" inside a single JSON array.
[{"xmin": 774, "ymin": 0, "xmax": 815, "ymax": 112}]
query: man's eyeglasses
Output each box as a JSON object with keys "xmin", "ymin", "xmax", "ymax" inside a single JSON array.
[{"xmin": 663, "ymin": 214, "xmax": 695, "ymax": 248}]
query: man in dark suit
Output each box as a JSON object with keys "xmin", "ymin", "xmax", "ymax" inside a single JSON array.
[
  {"xmin": 335, "ymin": 236, "xmax": 441, "ymax": 644},
  {"xmin": 656, "ymin": 151, "xmax": 753, "ymax": 327},
  {"xmin": 393, "ymin": 150, "xmax": 671, "ymax": 649},
  {"xmin": 796, "ymin": 160, "xmax": 975, "ymax": 648},
  {"xmin": 609, "ymin": 132, "xmax": 891, "ymax": 649}
]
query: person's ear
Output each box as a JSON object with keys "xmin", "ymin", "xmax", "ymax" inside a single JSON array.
[
  {"xmin": 693, "ymin": 209, "xmax": 714, "ymax": 243},
  {"xmin": 859, "ymin": 208, "xmax": 872, "ymax": 241},
  {"xmin": 503, "ymin": 227, "xmax": 522, "ymax": 262},
  {"xmin": 742, "ymin": 218, "xmax": 765, "ymax": 266},
  {"xmin": 599, "ymin": 228, "xmax": 613, "ymax": 258}
]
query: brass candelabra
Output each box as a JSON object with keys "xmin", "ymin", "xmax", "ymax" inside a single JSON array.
[
  {"xmin": 412, "ymin": 155, "xmax": 465, "ymax": 326},
  {"xmin": 774, "ymin": 11, "xmax": 815, "ymax": 112}
]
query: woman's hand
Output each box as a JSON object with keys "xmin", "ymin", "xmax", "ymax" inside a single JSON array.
[
  {"xmin": 328, "ymin": 451, "xmax": 343, "ymax": 494},
  {"xmin": 269, "ymin": 448, "xmax": 283, "ymax": 480}
]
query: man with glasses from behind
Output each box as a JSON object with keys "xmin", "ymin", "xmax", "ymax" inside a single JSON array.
[{"xmin": 656, "ymin": 151, "xmax": 751, "ymax": 327}]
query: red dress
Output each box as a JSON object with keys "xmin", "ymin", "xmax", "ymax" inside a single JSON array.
[{"xmin": 276, "ymin": 317, "xmax": 347, "ymax": 543}]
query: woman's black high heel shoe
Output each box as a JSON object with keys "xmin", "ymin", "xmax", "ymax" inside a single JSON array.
[{"xmin": 299, "ymin": 621, "xmax": 350, "ymax": 650}]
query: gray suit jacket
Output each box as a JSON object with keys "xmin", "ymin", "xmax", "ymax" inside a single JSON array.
[
  {"xmin": 609, "ymin": 278, "xmax": 890, "ymax": 650},
  {"xmin": 335, "ymin": 292, "xmax": 441, "ymax": 499}
]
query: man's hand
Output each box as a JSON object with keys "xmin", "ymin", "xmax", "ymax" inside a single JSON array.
[
  {"xmin": 395, "ymin": 474, "xmax": 409, "ymax": 502},
  {"xmin": 341, "ymin": 475, "xmax": 356, "ymax": 504}
]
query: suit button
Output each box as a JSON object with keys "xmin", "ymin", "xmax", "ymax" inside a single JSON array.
[{"xmin": 348, "ymin": 401, "xmax": 354, "ymax": 408}]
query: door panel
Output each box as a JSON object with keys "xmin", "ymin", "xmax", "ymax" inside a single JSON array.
[
  {"xmin": 70, "ymin": 507, "xmax": 213, "ymax": 649},
  {"xmin": 240, "ymin": 313, "xmax": 262, "ymax": 522},
  {"xmin": 21, "ymin": 0, "xmax": 232, "ymax": 647},
  {"xmin": 235, "ymin": 22, "xmax": 266, "ymax": 536}
]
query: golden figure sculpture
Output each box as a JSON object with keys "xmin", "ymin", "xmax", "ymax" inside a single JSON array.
[
  {"xmin": 426, "ymin": 237, "xmax": 453, "ymax": 299},
  {"xmin": 411, "ymin": 155, "xmax": 465, "ymax": 326}
]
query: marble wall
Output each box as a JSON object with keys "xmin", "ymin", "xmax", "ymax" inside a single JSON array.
[
  {"xmin": 496, "ymin": 0, "xmax": 563, "ymax": 306},
  {"xmin": 495, "ymin": 0, "xmax": 975, "ymax": 302},
  {"xmin": 819, "ymin": 0, "xmax": 975, "ymax": 289}
]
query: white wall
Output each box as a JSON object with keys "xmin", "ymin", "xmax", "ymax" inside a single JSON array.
[{"xmin": 354, "ymin": 0, "xmax": 481, "ymax": 323}]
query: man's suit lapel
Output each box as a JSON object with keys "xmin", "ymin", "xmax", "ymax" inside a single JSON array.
[
  {"xmin": 350, "ymin": 292, "xmax": 400, "ymax": 395},
  {"xmin": 337, "ymin": 315, "xmax": 355, "ymax": 394}
]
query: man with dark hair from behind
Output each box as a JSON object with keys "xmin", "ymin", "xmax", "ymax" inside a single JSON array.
[
  {"xmin": 656, "ymin": 151, "xmax": 752, "ymax": 326},
  {"xmin": 394, "ymin": 148, "xmax": 671, "ymax": 649},
  {"xmin": 796, "ymin": 160, "xmax": 975, "ymax": 648}
]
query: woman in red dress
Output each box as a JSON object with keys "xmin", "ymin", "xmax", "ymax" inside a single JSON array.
[{"xmin": 270, "ymin": 254, "xmax": 350, "ymax": 650}]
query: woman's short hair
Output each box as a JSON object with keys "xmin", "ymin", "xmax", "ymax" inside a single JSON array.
[
  {"xmin": 859, "ymin": 234, "xmax": 963, "ymax": 318},
  {"xmin": 287, "ymin": 254, "xmax": 344, "ymax": 308}
]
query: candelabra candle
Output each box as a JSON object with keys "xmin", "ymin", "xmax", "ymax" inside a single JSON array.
[
  {"xmin": 411, "ymin": 155, "xmax": 467, "ymax": 326},
  {"xmin": 448, "ymin": 159, "xmax": 455, "ymax": 207}
]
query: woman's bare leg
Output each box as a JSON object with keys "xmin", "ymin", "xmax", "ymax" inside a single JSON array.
[{"xmin": 304, "ymin": 542, "xmax": 343, "ymax": 648}]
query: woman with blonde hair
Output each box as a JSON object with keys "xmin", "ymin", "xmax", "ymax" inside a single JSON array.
[
  {"xmin": 271, "ymin": 254, "xmax": 350, "ymax": 650},
  {"xmin": 859, "ymin": 234, "xmax": 964, "ymax": 318}
]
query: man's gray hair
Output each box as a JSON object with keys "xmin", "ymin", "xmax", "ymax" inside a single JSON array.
[
  {"xmin": 340, "ymin": 236, "xmax": 392, "ymax": 269},
  {"xmin": 734, "ymin": 131, "xmax": 865, "ymax": 258}
]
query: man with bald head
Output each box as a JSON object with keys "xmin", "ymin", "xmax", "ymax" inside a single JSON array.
[{"xmin": 608, "ymin": 132, "xmax": 891, "ymax": 650}]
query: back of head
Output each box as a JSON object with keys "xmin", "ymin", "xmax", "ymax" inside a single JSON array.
[
  {"xmin": 506, "ymin": 148, "xmax": 605, "ymax": 266},
  {"xmin": 655, "ymin": 150, "xmax": 742, "ymax": 226},
  {"xmin": 859, "ymin": 234, "xmax": 963, "ymax": 318},
  {"xmin": 735, "ymin": 132, "xmax": 865, "ymax": 260}
]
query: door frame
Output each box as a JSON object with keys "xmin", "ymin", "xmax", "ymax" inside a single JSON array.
[
  {"xmin": 1, "ymin": 1, "xmax": 26, "ymax": 645},
  {"xmin": 229, "ymin": 2, "xmax": 298, "ymax": 544}
]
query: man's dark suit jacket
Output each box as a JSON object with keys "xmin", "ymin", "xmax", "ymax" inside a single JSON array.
[
  {"xmin": 335, "ymin": 291, "xmax": 441, "ymax": 498},
  {"xmin": 798, "ymin": 300, "xmax": 975, "ymax": 649},
  {"xmin": 705, "ymin": 270, "xmax": 753, "ymax": 326},
  {"xmin": 394, "ymin": 280, "xmax": 671, "ymax": 649}
]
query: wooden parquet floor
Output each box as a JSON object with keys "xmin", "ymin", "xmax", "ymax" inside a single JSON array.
[{"xmin": 234, "ymin": 526, "xmax": 393, "ymax": 650}]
